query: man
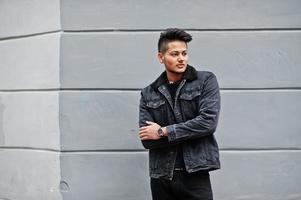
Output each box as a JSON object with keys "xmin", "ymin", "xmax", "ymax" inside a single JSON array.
[{"xmin": 139, "ymin": 28, "xmax": 221, "ymax": 200}]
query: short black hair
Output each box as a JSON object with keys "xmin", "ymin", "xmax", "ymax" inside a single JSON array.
[{"xmin": 158, "ymin": 28, "xmax": 192, "ymax": 53}]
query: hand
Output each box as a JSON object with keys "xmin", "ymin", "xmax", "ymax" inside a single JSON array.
[{"xmin": 139, "ymin": 121, "xmax": 161, "ymax": 141}]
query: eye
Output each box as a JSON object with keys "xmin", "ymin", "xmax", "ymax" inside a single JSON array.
[
  {"xmin": 170, "ymin": 52, "xmax": 179, "ymax": 57},
  {"xmin": 182, "ymin": 52, "xmax": 187, "ymax": 56}
]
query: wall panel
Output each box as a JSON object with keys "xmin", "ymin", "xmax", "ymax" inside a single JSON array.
[
  {"xmin": 61, "ymin": 0, "xmax": 301, "ymax": 30},
  {"xmin": 0, "ymin": 149, "xmax": 62, "ymax": 200},
  {"xmin": 212, "ymin": 151, "xmax": 301, "ymax": 200},
  {"xmin": 60, "ymin": 32, "xmax": 301, "ymax": 89},
  {"xmin": 0, "ymin": 91, "xmax": 60, "ymax": 150},
  {"xmin": 60, "ymin": 152, "xmax": 150, "ymax": 200},
  {"xmin": 0, "ymin": 33, "xmax": 60, "ymax": 90},
  {"xmin": 59, "ymin": 90, "xmax": 301, "ymax": 151},
  {"xmin": 59, "ymin": 151, "xmax": 301, "ymax": 200},
  {"xmin": 0, "ymin": 0, "xmax": 60, "ymax": 38}
]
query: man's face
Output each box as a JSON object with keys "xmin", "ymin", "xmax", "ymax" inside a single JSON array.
[{"xmin": 158, "ymin": 40, "xmax": 188, "ymax": 75}]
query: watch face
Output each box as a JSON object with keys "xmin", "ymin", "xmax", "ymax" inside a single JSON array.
[{"xmin": 158, "ymin": 128, "xmax": 164, "ymax": 137}]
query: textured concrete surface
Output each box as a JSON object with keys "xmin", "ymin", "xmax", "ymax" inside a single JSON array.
[
  {"xmin": 0, "ymin": 0, "xmax": 61, "ymax": 38},
  {"xmin": 0, "ymin": 1, "xmax": 62, "ymax": 199},
  {"xmin": 60, "ymin": 31, "xmax": 301, "ymax": 89},
  {"xmin": 59, "ymin": 90, "xmax": 301, "ymax": 151},
  {"xmin": 0, "ymin": 149, "xmax": 62, "ymax": 200},
  {"xmin": 59, "ymin": 91, "xmax": 140, "ymax": 150},
  {"xmin": 0, "ymin": 33, "xmax": 60, "ymax": 90},
  {"xmin": 61, "ymin": 0, "xmax": 301, "ymax": 30},
  {"xmin": 217, "ymin": 90, "xmax": 301, "ymax": 149},
  {"xmin": 212, "ymin": 151, "xmax": 301, "ymax": 200},
  {"xmin": 59, "ymin": 151, "xmax": 301, "ymax": 200},
  {"xmin": 60, "ymin": 152, "xmax": 150, "ymax": 200},
  {"xmin": 0, "ymin": 91, "xmax": 60, "ymax": 150}
]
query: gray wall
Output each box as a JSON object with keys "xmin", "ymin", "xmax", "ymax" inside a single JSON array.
[
  {"xmin": 1, "ymin": 0, "xmax": 301, "ymax": 199},
  {"xmin": 0, "ymin": 0, "xmax": 62, "ymax": 199}
]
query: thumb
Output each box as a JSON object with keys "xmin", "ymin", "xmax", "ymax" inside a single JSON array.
[{"xmin": 146, "ymin": 121, "xmax": 154, "ymax": 125}]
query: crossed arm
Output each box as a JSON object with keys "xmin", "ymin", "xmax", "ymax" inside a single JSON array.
[
  {"xmin": 139, "ymin": 73, "xmax": 220, "ymax": 149},
  {"xmin": 139, "ymin": 121, "xmax": 166, "ymax": 141}
]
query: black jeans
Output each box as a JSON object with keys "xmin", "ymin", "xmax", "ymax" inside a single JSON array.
[{"xmin": 151, "ymin": 170, "xmax": 213, "ymax": 200}]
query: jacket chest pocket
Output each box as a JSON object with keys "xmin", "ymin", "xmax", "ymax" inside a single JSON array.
[
  {"xmin": 146, "ymin": 99, "xmax": 166, "ymax": 109},
  {"xmin": 146, "ymin": 99, "xmax": 167, "ymax": 122},
  {"xmin": 179, "ymin": 90, "xmax": 201, "ymax": 120}
]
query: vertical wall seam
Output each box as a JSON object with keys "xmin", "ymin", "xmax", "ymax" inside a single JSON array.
[{"xmin": 58, "ymin": 0, "xmax": 64, "ymax": 199}]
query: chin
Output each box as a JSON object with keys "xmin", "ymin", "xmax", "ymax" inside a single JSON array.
[
  {"xmin": 166, "ymin": 65, "xmax": 187, "ymax": 74},
  {"xmin": 175, "ymin": 66, "xmax": 187, "ymax": 73}
]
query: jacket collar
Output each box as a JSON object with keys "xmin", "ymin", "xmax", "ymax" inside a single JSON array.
[{"xmin": 151, "ymin": 65, "xmax": 198, "ymax": 90}]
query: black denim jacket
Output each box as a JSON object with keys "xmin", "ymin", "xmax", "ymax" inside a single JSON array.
[{"xmin": 139, "ymin": 65, "xmax": 221, "ymax": 180}]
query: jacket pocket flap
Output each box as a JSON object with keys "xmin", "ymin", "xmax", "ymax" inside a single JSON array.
[
  {"xmin": 179, "ymin": 91, "xmax": 201, "ymax": 100},
  {"xmin": 146, "ymin": 100, "xmax": 166, "ymax": 109}
]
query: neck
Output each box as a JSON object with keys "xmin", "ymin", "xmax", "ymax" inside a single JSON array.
[{"xmin": 166, "ymin": 71, "xmax": 183, "ymax": 83}]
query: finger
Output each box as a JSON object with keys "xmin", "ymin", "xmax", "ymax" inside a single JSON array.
[
  {"xmin": 139, "ymin": 129, "xmax": 148, "ymax": 134},
  {"xmin": 139, "ymin": 126, "xmax": 148, "ymax": 131},
  {"xmin": 140, "ymin": 135, "xmax": 148, "ymax": 140},
  {"xmin": 140, "ymin": 135, "xmax": 150, "ymax": 140},
  {"xmin": 139, "ymin": 131, "xmax": 147, "ymax": 137},
  {"xmin": 146, "ymin": 121, "xmax": 154, "ymax": 125},
  {"xmin": 139, "ymin": 132, "xmax": 150, "ymax": 137},
  {"xmin": 140, "ymin": 133, "xmax": 154, "ymax": 140}
]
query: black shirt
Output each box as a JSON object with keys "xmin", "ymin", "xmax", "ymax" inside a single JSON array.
[{"xmin": 166, "ymin": 80, "xmax": 185, "ymax": 169}]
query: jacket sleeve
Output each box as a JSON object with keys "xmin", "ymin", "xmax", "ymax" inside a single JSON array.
[
  {"xmin": 139, "ymin": 91, "xmax": 177, "ymax": 149},
  {"xmin": 166, "ymin": 73, "xmax": 221, "ymax": 143}
]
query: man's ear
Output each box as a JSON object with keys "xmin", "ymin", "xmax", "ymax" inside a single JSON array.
[{"xmin": 157, "ymin": 52, "xmax": 164, "ymax": 63}]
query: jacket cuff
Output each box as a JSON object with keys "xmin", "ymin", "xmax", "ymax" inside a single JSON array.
[{"xmin": 166, "ymin": 125, "xmax": 176, "ymax": 142}]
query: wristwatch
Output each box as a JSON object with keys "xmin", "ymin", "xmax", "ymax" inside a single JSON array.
[{"xmin": 157, "ymin": 127, "xmax": 164, "ymax": 137}]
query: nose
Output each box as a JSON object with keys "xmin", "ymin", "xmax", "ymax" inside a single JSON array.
[{"xmin": 178, "ymin": 54, "xmax": 184, "ymax": 62}]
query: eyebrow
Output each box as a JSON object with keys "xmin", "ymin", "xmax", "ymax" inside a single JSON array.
[{"xmin": 169, "ymin": 50, "xmax": 187, "ymax": 53}]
